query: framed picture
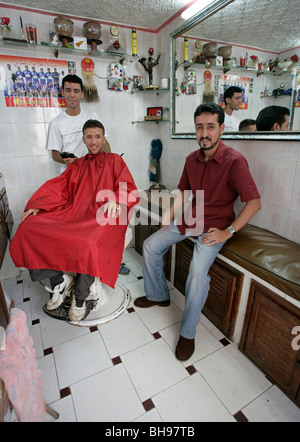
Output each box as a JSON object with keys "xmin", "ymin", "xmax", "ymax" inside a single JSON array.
[
  {"xmin": 73, "ymin": 36, "xmax": 87, "ymax": 50},
  {"xmin": 25, "ymin": 24, "xmax": 37, "ymax": 44},
  {"xmin": 131, "ymin": 75, "xmax": 144, "ymax": 91},
  {"xmin": 49, "ymin": 32, "xmax": 59, "ymax": 47},
  {"xmin": 108, "ymin": 62, "xmax": 123, "ymax": 91},
  {"xmin": 67, "ymin": 61, "xmax": 76, "ymax": 75}
]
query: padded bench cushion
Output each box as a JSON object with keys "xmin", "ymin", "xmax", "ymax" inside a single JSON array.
[{"xmin": 219, "ymin": 224, "xmax": 300, "ymax": 302}]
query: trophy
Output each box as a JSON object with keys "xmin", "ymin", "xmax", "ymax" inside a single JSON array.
[
  {"xmin": 84, "ymin": 21, "xmax": 102, "ymax": 51},
  {"xmin": 54, "ymin": 17, "xmax": 74, "ymax": 47}
]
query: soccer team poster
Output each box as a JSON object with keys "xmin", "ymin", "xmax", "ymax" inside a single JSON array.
[{"xmin": 0, "ymin": 55, "xmax": 68, "ymax": 107}]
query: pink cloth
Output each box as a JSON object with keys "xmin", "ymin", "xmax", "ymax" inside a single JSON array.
[{"xmin": 0, "ymin": 308, "xmax": 46, "ymax": 422}]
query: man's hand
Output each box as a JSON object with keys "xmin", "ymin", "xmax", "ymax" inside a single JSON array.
[
  {"xmin": 202, "ymin": 199, "xmax": 262, "ymax": 246},
  {"xmin": 201, "ymin": 227, "xmax": 232, "ymax": 246},
  {"xmin": 21, "ymin": 208, "xmax": 40, "ymax": 222},
  {"xmin": 102, "ymin": 200, "xmax": 121, "ymax": 219},
  {"xmin": 52, "ymin": 150, "xmax": 77, "ymax": 165},
  {"xmin": 64, "ymin": 157, "xmax": 77, "ymax": 165}
]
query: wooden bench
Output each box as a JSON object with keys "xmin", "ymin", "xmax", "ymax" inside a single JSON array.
[
  {"xmin": 220, "ymin": 225, "xmax": 300, "ymax": 406},
  {"xmin": 174, "ymin": 224, "xmax": 300, "ymax": 406},
  {"xmin": 220, "ymin": 224, "xmax": 300, "ymax": 303}
]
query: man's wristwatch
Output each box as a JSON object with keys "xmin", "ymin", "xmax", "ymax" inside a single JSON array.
[{"xmin": 227, "ymin": 225, "xmax": 236, "ymax": 235}]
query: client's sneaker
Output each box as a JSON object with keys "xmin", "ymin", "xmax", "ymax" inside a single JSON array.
[
  {"xmin": 45, "ymin": 274, "xmax": 74, "ymax": 311},
  {"xmin": 69, "ymin": 296, "xmax": 86, "ymax": 322}
]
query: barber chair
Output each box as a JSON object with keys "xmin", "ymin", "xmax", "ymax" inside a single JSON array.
[
  {"xmin": 43, "ymin": 227, "xmax": 133, "ymax": 326},
  {"xmin": 70, "ymin": 227, "xmax": 133, "ymax": 326}
]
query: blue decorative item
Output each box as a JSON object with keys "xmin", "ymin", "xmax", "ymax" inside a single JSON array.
[{"xmin": 149, "ymin": 139, "xmax": 163, "ymax": 183}]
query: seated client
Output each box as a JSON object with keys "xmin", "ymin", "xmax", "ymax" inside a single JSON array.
[
  {"xmin": 9, "ymin": 119, "xmax": 139, "ymax": 321},
  {"xmin": 256, "ymin": 105, "xmax": 290, "ymax": 131}
]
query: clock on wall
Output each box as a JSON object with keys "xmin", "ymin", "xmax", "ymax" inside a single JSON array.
[{"xmin": 110, "ymin": 26, "xmax": 119, "ymax": 38}]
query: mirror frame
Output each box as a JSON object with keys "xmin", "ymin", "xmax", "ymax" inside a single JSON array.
[{"xmin": 169, "ymin": 0, "xmax": 300, "ymax": 141}]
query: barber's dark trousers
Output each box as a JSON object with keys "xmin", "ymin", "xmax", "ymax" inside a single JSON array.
[{"xmin": 29, "ymin": 269, "xmax": 95, "ymax": 302}]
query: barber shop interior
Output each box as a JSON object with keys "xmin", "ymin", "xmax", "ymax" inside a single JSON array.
[{"xmin": 0, "ymin": 0, "xmax": 300, "ymax": 423}]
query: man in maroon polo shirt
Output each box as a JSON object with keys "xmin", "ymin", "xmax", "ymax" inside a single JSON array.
[{"xmin": 134, "ymin": 103, "xmax": 261, "ymax": 361}]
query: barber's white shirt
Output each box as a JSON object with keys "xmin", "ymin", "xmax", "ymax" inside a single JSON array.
[
  {"xmin": 47, "ymin": 108, "xmax": 99, "ymax": 173},
  {"xmin": 224, "ymin": 113, "xmax": 240, "ymax": 132}
]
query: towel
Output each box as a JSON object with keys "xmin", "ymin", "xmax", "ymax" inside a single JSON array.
[{"xmin": 0, "ymin": 308, "xmax": 46, "ymax": 422}]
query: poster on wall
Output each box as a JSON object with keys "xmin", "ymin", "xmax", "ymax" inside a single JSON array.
[
  {"xmin": 0, "ymin": 54, "xmax": 68, "ymax": 107},
  {"xmin": 217, "ymin": 74, "xmax": 253, "ymax": 110},
  {"xmin": 295, "ymin": 75, "xmax": 300, "ymax": 108},
  {"xmin": 296, "ymin": 89, "xmax": 300, "ymax": 108}
]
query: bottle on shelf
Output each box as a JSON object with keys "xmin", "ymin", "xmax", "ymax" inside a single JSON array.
[
  {"xmin": 132, "ymin": 28, "xmax": 137, "ymax": 56},
  {"xmin": 184, "ymin": 38, "xmax": 189, "ymax": 63}
]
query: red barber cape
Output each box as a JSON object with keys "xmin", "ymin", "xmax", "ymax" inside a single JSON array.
[{"xmin": 9, "ymin": 152, "xmax": 140, "ymax": 288}]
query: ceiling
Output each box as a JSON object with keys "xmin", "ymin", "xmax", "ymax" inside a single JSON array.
[
  {"xmin": 1, "ymin": 0, "xmax": 300, "ymax": 52},
  {"xmin": 187, "ymin": 0, "xmax": 300, "ymax": 53},
  {"xmin": 1, "ymin": 0, "xmax": 190, "ymax": 31}
]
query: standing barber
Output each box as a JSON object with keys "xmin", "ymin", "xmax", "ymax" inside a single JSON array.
[
  {"xmin": 47, "ymin": 74, "xmax": 111, "ymax": 174},
  {"xmin": 224, "ymin": 86, "xmax": 242, "ymax": 132}
]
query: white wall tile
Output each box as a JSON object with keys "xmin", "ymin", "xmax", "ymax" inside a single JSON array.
[
  {"xmin": 21, "ymin": 187, "xmax": 37, "ymax": 208},
  {"xmin": 34, "ymin": 155, "xmax": 53, "ymax": 187},
  {"xmin": 274, "ymin": 141, "xmax": 299, "ymax": 162},
  {"xmin": 285, "ymin": 211, "xmax": 300, "ymax": 243},
  {"xmin": 265, "ymin": 205, "xmax": 289, "ymax": 237},
  {"xmin": 269, "ymin": 160, "xmax": 296, "ymax": 210},
  {"xmin": 28, "ymin": 123, "xmax": 47, "ymax": 156},
  {"xmin": 16, "ymin": 157, "xmax": 37, "ymax": 188},
  {"xmin": 5, "ymin": 188, "xmax": 25, "ymax": 220},
  {"xmin": 254, "ymin": 140, "xmax": 276, "ymax": 159},
  {"xmin": 26, "ymin": 107, "xmax": 45, "ymax": 123},
  {"xmin": 0, "ymin": 158, "xmax": 21, "ymax": 189},
  {"xmin": 0, "ymin": 99, "xmax": 10, "ymax": 123},
  {"xmin": 8, "ymin": 107, "xmax": 28, "ymax": 124},
  {"xmin": 252, "ymin": 157, "xmax": 273, "ymax": 204},
  {"xmin": 0, "ymin": 124, "xmax": 13, "ymax": 157},
  {"xmin": 290, "ymin": 162, "xmax": 300, "ymax": 213},
  {"xmin": 11, "ymin": 123, "xmax": 33, "ymax": 157}
]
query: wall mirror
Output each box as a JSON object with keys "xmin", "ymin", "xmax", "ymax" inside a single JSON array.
[{"xmin": 170, "ymin": 0, "xmax": 300, "ymax": 140}]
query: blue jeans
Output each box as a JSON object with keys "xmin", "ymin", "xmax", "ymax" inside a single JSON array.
[{"xmin": 142, "ymin": 222, "xmax": 226, "ymax": 339}]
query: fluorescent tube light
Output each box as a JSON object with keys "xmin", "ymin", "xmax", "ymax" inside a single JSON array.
[{"xmin": 181, "ymin": 0, "xmax": 216, "ymax": 20}]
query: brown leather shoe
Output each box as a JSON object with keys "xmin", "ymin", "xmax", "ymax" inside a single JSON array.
[
  {"xmin": 134, "ymin": 296, "xmax": 170, "ymax": 308},
  {"xmin": 175, "ymin": 335, "xmax": 195, "ymax": 361}
]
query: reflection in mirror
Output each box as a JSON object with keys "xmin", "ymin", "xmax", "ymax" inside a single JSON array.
[{"xmin": 170, "ymin": 0, "xmax": 300, "ymax": 140}]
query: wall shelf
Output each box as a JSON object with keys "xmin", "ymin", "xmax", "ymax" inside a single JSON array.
[
  {"xmin": 177, "ymin": 60, "xmax": 293, "ymax": 78},
  {"xmin": 132, "ymin": 119, "xmax": 170, "ymax": 124},
  {"xmin": 131, "ymin": 87, "xmax": 169, "ymax": 95},
  {"xmin": 0, "ymin": 39, "xmax": 139, "ymax": 64},
  {"xmin": 131, "ymin": 87, "xmax": 170, "ymax": 123},
  {"xmin": 260, "ymin": 94, "xmax": 291, "ymax": 98}
]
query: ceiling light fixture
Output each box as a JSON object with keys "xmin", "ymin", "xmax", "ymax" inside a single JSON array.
[{"xmin": 181, "ymin": 0, "xmax": 216, "ymax": 20}]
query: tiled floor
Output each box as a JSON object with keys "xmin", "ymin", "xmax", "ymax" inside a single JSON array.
[{"xmin": 1, "ymin": 248, "xmax": 300, "ymax": 422}]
